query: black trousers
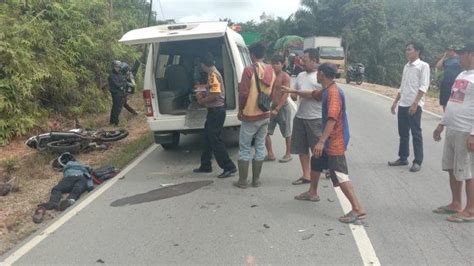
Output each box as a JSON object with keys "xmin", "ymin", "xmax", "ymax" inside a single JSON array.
[
  {"xmin": 110, "ymin": 91, "xmax": 124, "ymax": 125},
  {"xmin": 40, "ymin": 176, "xmax": 88, "ymax": 209},
  {"xmin": 397, "ymin": 106, "xmax": 423, "ymax": 164},
  {"xmin": 200, "ymin": 108, "xmax": 236, "ymax": 171}
]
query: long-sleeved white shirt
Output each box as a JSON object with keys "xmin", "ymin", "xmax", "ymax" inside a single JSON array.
[
  {"xmin": 441, "ymin": 70, "xmax": 474, "ymax": 135},
  {"xmin": 398, "ymin": 59, "xmax": 430, "ymax": 107}
]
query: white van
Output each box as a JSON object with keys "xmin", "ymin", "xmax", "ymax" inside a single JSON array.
[{"xmin": 119, "ymin": 22, "xmax": 252, "ymax": 149}]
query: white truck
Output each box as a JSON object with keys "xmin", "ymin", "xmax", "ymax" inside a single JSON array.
[{"xmin": 303, "ymin": 36, "xmax": 345, "ymax": 78}]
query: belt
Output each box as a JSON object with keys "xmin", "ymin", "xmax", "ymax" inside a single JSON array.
[{"xmin": 207, "ymin": 106, "xmax": 225, "ymax": 111}]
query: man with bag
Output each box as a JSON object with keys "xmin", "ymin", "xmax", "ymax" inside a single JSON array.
[{"xmin": 234, "ymin": 43, "xmax": 275, "ymax": 188}]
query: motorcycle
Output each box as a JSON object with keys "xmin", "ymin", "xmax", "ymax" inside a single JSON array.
[
  {"xmin": 25, "ymin": 128, "xmax": 129, "ymax": 154},
  {"xmin": 346, "ymin": 63, "xmax": 365, "ymax": 85}
]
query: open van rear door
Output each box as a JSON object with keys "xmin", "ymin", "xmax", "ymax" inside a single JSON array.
[{"xmin": 119, "ymin": 22, "xmax": 228, "ymax": 45}]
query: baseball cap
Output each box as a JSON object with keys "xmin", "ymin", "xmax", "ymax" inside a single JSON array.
[{"xmin": 455, "ymin": 42, "xmax": 474, "ymax": 53}]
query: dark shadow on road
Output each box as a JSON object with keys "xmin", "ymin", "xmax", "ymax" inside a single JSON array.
[{"xmin": 110, "ymin": 180, "xmax": 214, "ymax": 207}]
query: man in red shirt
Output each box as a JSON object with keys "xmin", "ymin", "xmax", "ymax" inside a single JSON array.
[{"xmin": 283, "ymin": 63, "xmax": 366, "ymax": 223}]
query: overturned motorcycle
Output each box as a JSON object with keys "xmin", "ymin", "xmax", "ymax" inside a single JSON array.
[
  {"xmin": 25, "ymin": 128, "xmax": 129, "ymax": 154},
  {"xmin": 346, "ymin": 63, "xmax": 365, "ymax": 85}
]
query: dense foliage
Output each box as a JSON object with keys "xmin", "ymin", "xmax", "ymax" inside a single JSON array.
[
  {"xmin": 240, "ymin": 0, "xmax": 473, "ymax": 87},
  {"xmin": 0, "ymin": 0, "xmax": 157, "ymax": 144}
]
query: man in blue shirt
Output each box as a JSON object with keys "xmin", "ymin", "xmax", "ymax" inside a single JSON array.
[{"xmin": 436, "ymin": 46, "xmax": 462, "ymax": 111}]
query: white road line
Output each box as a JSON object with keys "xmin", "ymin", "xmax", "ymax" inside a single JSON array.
[
  {"xmin": 334, "ymin": 187, "xmax": 380, "ymax": 266},
  {"xmin": 1, "ymin": 144, "xmax": 158, "ymax": 266}
]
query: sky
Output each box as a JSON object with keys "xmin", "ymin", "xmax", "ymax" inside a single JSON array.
[{"xmin": 152, "ymin": 0, "xmax": 301, "ymax": 23}]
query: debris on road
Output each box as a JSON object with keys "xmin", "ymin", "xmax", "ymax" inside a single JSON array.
[
  {"xmin": 298, "ymin": 229, "xmax": 306, "ymax": 233},
  {"xmin": 327, "ymin": 198, "xmax": 335, "ymax": 202},
  {"xmin": 302, "ymin": 234, "xmax": 314, "ymax": 240},
  {"xmin": 251, "ymin": 204, "xmax": 258, "ymax": 208},
  {"xmin": 96, "ymin": 259, "xmax": 105, "ymax": 263},
  {"xmin": 263, "ymin": 224, "xmax": 270, "ymax": 229}
]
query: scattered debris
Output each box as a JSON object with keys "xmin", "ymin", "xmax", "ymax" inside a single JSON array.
[
  {"xmin": 327, "ymin": 229, "xmax": 333, "ymax": 231},
  {"xmin": 324, "ymin": 233, "xmax": 330, "ymax": 236},
  {"xmin": 327, "ymin": 198, "xmax": 335, "ymax": 202},
  {"xmin": 251, "ymin": 204, "xmax": 258, "ymax": 208},
  {"xmin": 263, "ymin": 224, "xmax": 270, "ymax": 229},
  {"xmin": 160, "ymin": 183, "xmax": 174, "ymax": 187},
  {"xmin": 339, "ymin": 233, "xmax": 345, "ymax": 236},
  {"xmin": 119, "ymin": 175, "xmax": 126, "ymax": 180},
  {"xmin": 96, "ymin": 259, "xmax": 105, "ymax": 264},
  {"xmin": 298, "ymin": 229, "xmax": 306, "ymax": 233},
  {"xmin": 302, "ymin": 234, "xmax": 314, "ymax": 240},
  {"xmin": 173, "ymin": 244, "xmax": 179, "ymax": 246}
]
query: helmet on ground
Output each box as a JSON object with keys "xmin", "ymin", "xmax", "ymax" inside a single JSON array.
[{"xmin": 58, "ymin": 152, "xmax": 75, "ymax": 168}]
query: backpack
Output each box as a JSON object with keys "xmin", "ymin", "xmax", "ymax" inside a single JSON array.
[{"xmin": 92, "ymin": 166, "xmax": 120, "ymax": 184}]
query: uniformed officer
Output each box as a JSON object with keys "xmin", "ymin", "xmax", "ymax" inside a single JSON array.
[{"xmin": 193, "ymin": 53, "xmax": 237, "ymax": 178}]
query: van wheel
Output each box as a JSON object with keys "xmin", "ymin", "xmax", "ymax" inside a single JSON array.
[{"xmin": 161, "ymin": 133, "xmax": 180, "ymax": 150}]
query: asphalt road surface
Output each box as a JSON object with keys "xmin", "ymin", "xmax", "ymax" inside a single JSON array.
[{"xmin": 2, "ymin": 84, "xmax": 473, "ymax": 265}]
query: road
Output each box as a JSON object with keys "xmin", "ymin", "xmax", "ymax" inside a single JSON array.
[{"xmin": 2, "ymin": 84, "xmax": 473, "ymax": 265}]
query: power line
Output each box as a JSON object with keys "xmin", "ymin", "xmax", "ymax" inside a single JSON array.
[{"xmin": 157, "ymin": 0, "xmax": 166, "ymax": 20}]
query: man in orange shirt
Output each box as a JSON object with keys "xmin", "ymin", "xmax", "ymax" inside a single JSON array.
[{"xmin": 283, "ymin": 63, "xmax": 366, "ymax": 223}]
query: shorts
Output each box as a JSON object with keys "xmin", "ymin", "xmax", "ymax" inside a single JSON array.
[
  {"xmin": 311, "ymin": 152, "xmax": 350, "ymax": 187},
  {"xmin": 291, "ymin": 117, "xmax": 322, "ymax": 154},
  {"xmin": 267, "ymin": 103, "xmax": 292, "ymax": 137},
  {"xmin": 442, "ymin": 128, "xmax": 473, "ymax": 181}
]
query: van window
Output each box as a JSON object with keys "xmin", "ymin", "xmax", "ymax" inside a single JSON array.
[
  {"xmin": 153, "ymin": 37, "xmax": 236, "ymax": 115},
  {"xmin": 237, "ymin": 45, "xmax": 252, "ymax": 66}
]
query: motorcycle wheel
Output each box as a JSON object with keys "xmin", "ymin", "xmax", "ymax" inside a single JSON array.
[
  {"xmin": 346, "ymin": 77, "xmax": 350, "ymax": 84},
  {"xmin": 98, "ymin": 129, "xmax": 129, "ymax": 142},
  {"xmin": 47, "ymin": 140, "xmax": 82, "ymax": 154},
  {"xmin": 356, "ymin": 77, "xmax": 363, "ymax": 85},
  {"xmin": 36, "ymin": 138, "xmax": 50, "ymax": 151}
]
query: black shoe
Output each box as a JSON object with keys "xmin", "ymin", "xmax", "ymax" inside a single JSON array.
[
  {"xmin": 409, "ymin": 163, "xmax": 421, "ymax": 172},
  {"xmin": 193, "ymin": 167, "xmax": 212, "ymax": 173},
  {"xmin": 388, "ymin": 159, "xmax": 409, "ymax": 166},
  {"xmin": 217, "ymin": 168, "xmax": 237, "ymax": 178},
  {"xmin": 58, "ymin": 199, "xmax": 75, "ymax": 211}
]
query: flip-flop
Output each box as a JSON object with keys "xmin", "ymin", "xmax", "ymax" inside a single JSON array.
[
  {"xmin": 294, "ymin": 191, "xmax": 320, "ymax": 202},
  {"xmin": 278, "ymin": 155, "xmax": 292, "ymax": 163},
  {"xmin": 339, "ymin": 210, "xmax": 367, "ymax": 224},
  {"xmin": 264, "ymin": 156, "xmax": 276, "ymax": 162},
  {"xmin": 432, "ymin": 205, "xmax": 459, "ymax": 215},
  {"xmin": 292, "ymin": 177, "xmax": 311, "ymax": 185},
  {"xmin": 446, "ymin": 213, "xmax": 474, "ymax": 223}
]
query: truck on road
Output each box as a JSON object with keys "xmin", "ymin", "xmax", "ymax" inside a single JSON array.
[{"xmin": 303, "ymin": 36, "xmax": 345, "ymax": 78}]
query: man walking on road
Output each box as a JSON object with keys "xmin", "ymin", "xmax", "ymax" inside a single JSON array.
[
  {"xmin": 265, "ymin": 55, "xmax": 292, "ymax": 163},
  {"xmin": 288, "ymin": 48, "xmax": 323, "ymax": 185},
  {"xmin": 389, "ymin": 41, "xmax": 430, "ymax": 172},
  {"xmin": 283, "ymin": 63, "xmax": 366, "ymax": 223},
  {"xmin": 234, "ymin": 43, "xmax": 275, "ymax": 188},
  {"xmin": 433, "ymin": 42, "xmax": 474, "ymax": 223},
  {"xmin": 193, "ymin": 53, "xmax": 237, "ymax": 178}
]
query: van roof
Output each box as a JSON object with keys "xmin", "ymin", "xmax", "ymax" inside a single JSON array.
[{"xmin": 119, "ymin": 22, "xmax": 230, "ymax": 45}]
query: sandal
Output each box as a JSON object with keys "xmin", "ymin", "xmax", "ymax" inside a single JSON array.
[
  {"xmin": 292, "ymin": 177, "xmax": 311, "ymax": 185},
  {"xmin": 264, "ymin": 155, "xmax": 276, "ymax": 162},
  {"xmin": 32, "ymin": 207, "xmax": 46, "ymax": 224},
  {"xmin": 339, "ymin": 210, "xmax": 367, "ymax": 224},
  {"xmin": 432, "ymin": 205, "xmax": 460, "ymax": 215},
  {"xmin": 446, "ymin": 213, "xmax": 474, "ymax": 223},
  {"xmin": 278, "ymin": 155, "xmax": 292, "ymax": 163},
  {"xmin": 294, "ymin": 191, "xmax": 320, "ymax": 202}
]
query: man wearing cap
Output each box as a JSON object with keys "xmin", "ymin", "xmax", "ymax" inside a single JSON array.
[
  {"xmin": 389, "ymin": 41, "xmax": 430, "ymax": 172},
  {"xmin": 282, "ymin": 63, "xmax": 366, "ymax": 223},
  {"xmin": 433, "ymin": 42, "xmax": 474, "ymax": 223},
  {"xmin": 436, "ymin": 46, "xmax": 462, "ymax": 111}
]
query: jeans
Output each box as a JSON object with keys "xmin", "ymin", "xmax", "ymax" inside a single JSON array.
[
  {"xmin": 397, "ymin": 106, "xmax": 423, "ymax": 164},
  {"xmin": 200, "ymin": 108, "xmax": 236, "ymax": 171},
  {"xmin": 239, "ymin": 119, "xmax": 270, "ymax": 161},
  {"xmin": 40, "ymin": 175, "xmax": 88, "ymax": 209},
  {"xmin": 110, "ymin": 91, "xmax": 124, "ymax": 125}
]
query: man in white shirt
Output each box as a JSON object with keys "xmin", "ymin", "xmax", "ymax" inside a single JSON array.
[
  {"xmin": 433, "ymin": 42, "xmax": 474, "ymax": 223},
  {"xmin": 286, "ymin": 48, "xmax": 323, "ymax": 186},
  {"xmin": 389, "ymin": 41, "xmax": 430, "ymax": 172}
]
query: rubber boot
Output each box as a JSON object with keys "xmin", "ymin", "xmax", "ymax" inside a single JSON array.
[
  {"xmin": 252, "ymin": 160, "xmax": 264, "ymax": 187},
  {"xmin": 233, "ymin": 160, "xmax": 249, "ymax": 189}
]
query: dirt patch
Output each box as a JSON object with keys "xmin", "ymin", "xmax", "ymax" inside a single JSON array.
[{"xmin": 0, "ymin": 94, "xmax": 151, "ymax": 256}]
